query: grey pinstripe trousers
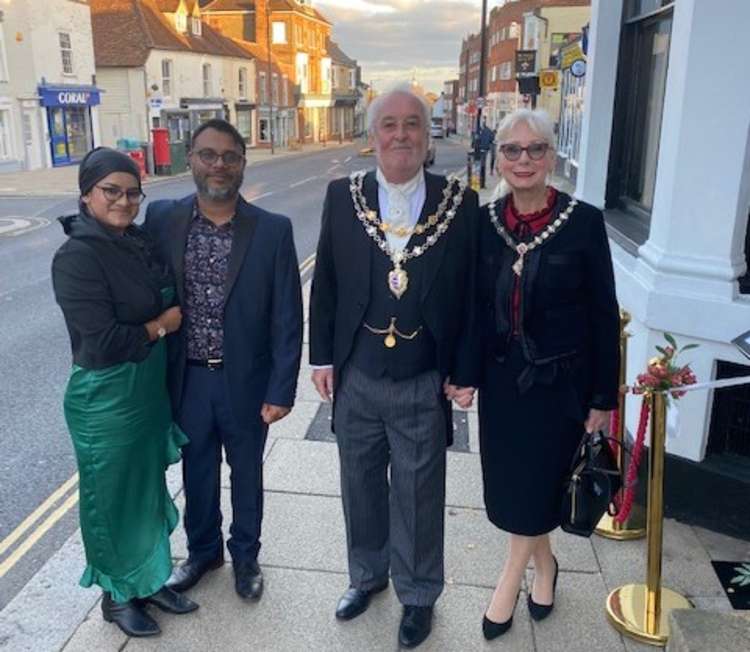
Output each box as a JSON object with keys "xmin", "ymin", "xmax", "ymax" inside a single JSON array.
[{"xmin": 333, "ymin": 364, "xmax": 447, "ymax": 607}]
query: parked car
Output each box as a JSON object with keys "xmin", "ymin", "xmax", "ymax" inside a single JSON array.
[{"xmin": 430, "ymin": 118, "xmax": 445, "ymax": 138}]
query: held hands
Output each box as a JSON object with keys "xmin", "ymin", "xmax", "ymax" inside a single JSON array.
[
  {"xmin": 444, "ymin": 380, "xmax": 476, "ymax": 409},
  {"xmin": 261, "ymin": 403, "xmax": 291, "ymax": 425},
  {"xmin": 312, "ymin": 368, "xmax": 334, "ymax": 402},
  {"xmin": 159, "ymin": 306, "xmax": 182, "ymax": 334},
  {"xmin": 585, "ymin": 408, "xmax": 611, "ymax": 434}
]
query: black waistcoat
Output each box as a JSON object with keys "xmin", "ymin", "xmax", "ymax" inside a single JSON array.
[{"xmin": 349, "ymin": 240, "xmax": 437, "ymax": 381}]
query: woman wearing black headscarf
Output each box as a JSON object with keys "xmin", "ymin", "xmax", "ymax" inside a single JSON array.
[{"xmin": 52, "ymin": 148, "xmax": 198, "ymax": 637}]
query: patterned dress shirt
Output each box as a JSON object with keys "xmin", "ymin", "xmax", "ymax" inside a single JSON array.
[{"xmin": 183, "ymin": 205, "xmax": 234, "ymax": 360}]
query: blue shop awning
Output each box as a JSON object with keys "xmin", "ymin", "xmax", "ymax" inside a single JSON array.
[{"xmin": 38, "ymin": 84, "xmax": 102, "ymax": 107}]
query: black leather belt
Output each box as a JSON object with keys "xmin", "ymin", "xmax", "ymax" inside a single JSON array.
[{"xmin": 187, "ymin": 358, "xmax": 224, "ymax": 370}]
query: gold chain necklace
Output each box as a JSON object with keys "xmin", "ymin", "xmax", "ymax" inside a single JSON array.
[
  {"xmin": 349, "ymin": 170, "xmax": 467, "ymax": 299},
  {"xmin": 488, "ymin": 196, "xmax": 578, "ymax": 276}
]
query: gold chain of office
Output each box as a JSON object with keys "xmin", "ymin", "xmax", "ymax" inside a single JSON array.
[
  {"xmin": 349, "ymin": 170, "xmax": 467, "ymax": 299},
  {"xmin": 487, "ymin": 196, "xmax": 578, "ymax": 276}
]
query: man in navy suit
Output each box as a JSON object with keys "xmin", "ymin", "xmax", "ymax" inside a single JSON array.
[{"xmin": 144, "ymin": 119, "xmax": 302, "ymax": 600}]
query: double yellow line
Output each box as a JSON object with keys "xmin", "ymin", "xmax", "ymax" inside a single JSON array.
[
  {"xmin": 0, "ymin": 254, "xmax": 317, "ymax": 580},
  {"xmin": 0, "ymin": 472, "xmax": 79, "ymax": 578}
]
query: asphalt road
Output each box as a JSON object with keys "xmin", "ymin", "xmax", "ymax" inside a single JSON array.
[{"xmin": 0, "ymin": 137, "xmax": 470, "ymax": 610}]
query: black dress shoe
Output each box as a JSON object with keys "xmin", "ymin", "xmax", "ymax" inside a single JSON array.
[
  {"xmin": 101, "ymin": 592, "xmax": 160, "ymax": 637},
  {"xmin": 234, "ymin": 559, "xmax": 263, "ymax": 600},
  {"xmin": 398, "ymin": 605, "xmax": 433, "ymax": 649},
  {"xmin": 335, "ymin": 581, "xmax": 389, "ymax": 620},
  {"xmin": 166, "ymin": 553, "xmax": 224, "ymax": 593},
  {"xmin": 482, "ymin": 591, "xmax": 520, "ymax": 641},
  {"xmin": 137, "ymin": 586, "xmax": 199, "ymax": 614},
  {"xmin": 528, "ymin": 556, "xmax": 559, "ymax": 621}
]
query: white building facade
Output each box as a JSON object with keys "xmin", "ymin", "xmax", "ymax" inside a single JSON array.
[
  {"xmin": 577, "ymin": 0, "xmax": 750, "ymax": 464},
  {"xmin": 0, "ymin": 0, "xmax": 102, "ymax": 171}
]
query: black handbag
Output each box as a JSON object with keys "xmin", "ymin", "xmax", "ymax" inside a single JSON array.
[{"xmin": 560, "ymin": 430, "xmax": 623, "ymax": 537}]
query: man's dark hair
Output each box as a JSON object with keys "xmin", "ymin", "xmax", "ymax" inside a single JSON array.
[{"xmin": 191, "ymin": 119, "xmax": 246, "ymax": 155}]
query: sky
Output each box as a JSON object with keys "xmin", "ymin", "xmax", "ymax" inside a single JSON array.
[{"xmin": 316, "ymin": 0, "xmax": 490, "ymax": 94}]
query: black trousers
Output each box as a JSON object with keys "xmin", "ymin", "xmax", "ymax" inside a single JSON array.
[{"xmin": 178, "ymin": 365, "xmax": 268, "ymax": 563}]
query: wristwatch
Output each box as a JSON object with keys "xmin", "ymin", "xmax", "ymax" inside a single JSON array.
[{"xmin": 157, "ymin": 324, "xmax": 167, "ymax": 339}]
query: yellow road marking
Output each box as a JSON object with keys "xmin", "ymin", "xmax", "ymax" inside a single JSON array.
[
  {"xmin": 0, "ymin": 491, "xmax": 79, "ymax": 578},
  {"xmin": 0, "ymin": 472, "xmax": 78, "ymax": 558}
]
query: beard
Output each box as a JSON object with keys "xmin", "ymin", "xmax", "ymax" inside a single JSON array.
[{"xmin": 194, "ymin": 170, "xmax": 244, "ymax": 201}]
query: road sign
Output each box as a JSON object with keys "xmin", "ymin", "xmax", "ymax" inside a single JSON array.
[
  {"xmin": 540, "ymin": 69, "xmax": 559, "ymax": 89},
  {"xmin": 476, "ymin": 96, "xmax": 486, "ymax": 109}
]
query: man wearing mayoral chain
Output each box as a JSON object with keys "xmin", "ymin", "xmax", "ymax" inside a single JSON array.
[{"xmin": 309, "ymin": 84, "xmax": 480, "ymax": 649}]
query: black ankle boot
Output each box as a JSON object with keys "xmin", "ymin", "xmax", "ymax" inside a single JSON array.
[{"xmin": 101, "ymin": 592, "xmax": 160, "ymax": 637}]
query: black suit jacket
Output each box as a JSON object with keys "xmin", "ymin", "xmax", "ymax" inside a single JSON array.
[
  {"xmin": 144, "ymin": 195, "xmax": 303, "ymax": 424},
  {"xmin": 309, "ymin": 170, "xmax": 481, "ymax": 442},
  {"xmin": 478, "ymin": 192, "xmax": 620, "ymax": 411}
]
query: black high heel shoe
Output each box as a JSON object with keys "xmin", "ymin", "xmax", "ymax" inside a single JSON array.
[
  {"xmin": 482, "ymin": 591, "xmax": 520, "ymax": 641},
  {"xmin": 528, "ymin": 556, "xmax": 559, "ymax": 621}
]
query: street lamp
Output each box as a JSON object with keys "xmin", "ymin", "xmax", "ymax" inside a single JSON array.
[
  {"xmin": 474, "ymin": 0, "xmax": 488, "ymax": 188},
  {"xmin": 266, "ymin": 8, "xmax": 275, "ymax": 154}
]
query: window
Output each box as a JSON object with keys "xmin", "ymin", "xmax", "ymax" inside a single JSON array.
[
  {"xmin": 162, "ymin": 59, "xmax": 173, "ymax": 97},
  {"xmin": 259, "ymin": 117, "xmax": 270, "ymax": 142},
  {"xmin": 175, "ymin": 12, "xmax": 187, "ymax": 32},
  {"xmin": 59, "ymin": 32, "xmax": 73, "ymax": 75},
  {"xmin": 499, "ymin": 61, "xmax": 512, "ymax": 80},
  {"xmin": 202, "ymin": 63, "xmax": 212, "ymax": 96},
  {"xmin": 272, "ymin": 22, "xmax": 287, "ymax": 44},
  {"xmin": 272, "ymin": 73, "xmax": 279, "ymax": 105},
  {"xmin": 259, "ymin": 72, "xmax": 267, "ymax": 104},
  {"xmin": 282, "ymin": 76, "xmax": 289, "ymax": 105},
  {"xmin": 0, "ymin": 110, "xmax": 12, "ymax": 160},
  {"xmin": 349, "ymin": 70, "xmax": 356, "ymax": 90},
  {"xmin": 0, "ymin": 29, "xmax": 8, "ymax": 82},
  {"xmin": 237, "ymin": 110, "xmax": 252, "ymax": 140},
  {"xmin": 239, "ymin": 67, "xmax": 248, "ymax": 99},
  {"xmin": 192, "ymin": 18, "xmax": 202, "ymax": 36},
  {"xmin": 607, "ymin": 0, "xmax": 674, "ymax": 217}
]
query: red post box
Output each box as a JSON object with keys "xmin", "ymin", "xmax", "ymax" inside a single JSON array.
[{"xmin": 151, "ymin": 127, "xmax": 171, "ymax": 174}]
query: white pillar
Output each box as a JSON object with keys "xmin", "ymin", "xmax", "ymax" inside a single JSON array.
[
  {"xmin": 636, "ymin": 0, "xmax": 750, "ymax": 302},
  {"xmin": 575, "ymin": 0, "xmax": 623, "ymax": 208}
]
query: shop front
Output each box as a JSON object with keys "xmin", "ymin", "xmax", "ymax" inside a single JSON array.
[{"xmin": 38, "ymin": 84, "xmax": 101, "ymax": 166}]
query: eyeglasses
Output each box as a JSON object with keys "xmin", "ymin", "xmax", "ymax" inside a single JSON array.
[
  {"xmin": 194, "ymin": 149, "xmax": 245, "ymax": 167},
  {"xmin": 499, "ymin": 142, "xmax": 550, "ymax": 161},
  {"xmin": 96, "ymin": 185, "xmax": 146, "ymax": 205}
]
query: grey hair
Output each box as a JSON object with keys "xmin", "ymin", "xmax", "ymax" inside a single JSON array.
[
  {"xmin": 491, "ymin": 108, "xmax": 557, "ymax": 200},
  {"xmin": 366, "ymin": 82, "xmax": 431, "ymax": 134}
]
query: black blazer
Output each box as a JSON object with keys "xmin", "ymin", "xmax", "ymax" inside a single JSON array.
[
  {"xmin": 52, "ymin": 212, "xmax": 171, "ymax": 370},
  {"xmin": 479, "ymin": 192, "xmax": 620, "ymax": 410},
  {"xmin": 478, "ymin": 192, "xmax": 620, "ymax": 410},
  {"xmin": 309, "ymin": 170, "xmax": 481, "ymax": 439},
  {"xmin": 144, "ymin": 195, "xmax": 303, "ymax": 424}
]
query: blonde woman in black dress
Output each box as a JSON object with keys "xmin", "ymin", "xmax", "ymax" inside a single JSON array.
[{"xmin": 476, "ymin": 109, "xmax": 619, "ymax": 639}]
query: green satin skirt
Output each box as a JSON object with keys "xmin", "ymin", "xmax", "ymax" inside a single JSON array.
[{"xmin": 63, "ymin": 337, "xmax": 187, "ymax": 602}]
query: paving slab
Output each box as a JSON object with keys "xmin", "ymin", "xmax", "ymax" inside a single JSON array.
[
  {"xmin": 691, "ymin": 524, "xmax": 750, "ymax": 561},
  {"xmin": 666, "ymin": 609, "xmax": 750, "ymax": 652},
  {"xmin": 445, "ymin": 451, "xmax": 485, "ymax": 510},
  {"xmin": 529, "ymin": 570, "xmax": 626, "ymax": 652},
  {"xmin": 592, "ymin": 518, "xmax": 726, "ymax": 599},
  {"xmin": 60, "ymin": 604, "xmax": 126, "ymax": 652},
  {"xmin": 267, "ymin": 400, "xmax": 321, "ymax": 441},
  {"xmin": 265, "ymin": 438, "xmax": 341, "ymax": 497}
]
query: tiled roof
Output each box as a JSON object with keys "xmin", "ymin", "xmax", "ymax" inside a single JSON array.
[
  {"xmin": 269, "ymin": 0, "xmax": 330, "ymax": 25},
  {"xmin": 201, "ymin": 0, "xmax": 254, "ymax": 10},
  {"xmin": 91, "ymin": 0, "xmax": 254, "ymax": 66},
  {"xmin": 326, "ymin": 39, "xmax": 356, "ymax": 67}
]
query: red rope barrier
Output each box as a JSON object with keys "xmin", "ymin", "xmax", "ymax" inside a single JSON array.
[{"xmin": 614, "ymin": 396, "xmax": 650, "ymax": 523}]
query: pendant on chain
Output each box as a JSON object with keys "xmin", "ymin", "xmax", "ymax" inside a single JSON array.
[
  {"xmin": 512, "ymin": 243, "xmax": 529, "ymax": 276},
  {"xmin": 384, "ymin": 334, "xmax": 397, "ymax": 348},
  {"xmin": 388, "ymin": 261, "xmax": 409, "ymax": 299}
]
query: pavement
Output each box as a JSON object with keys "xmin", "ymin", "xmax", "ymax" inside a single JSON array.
[
  {"xmin": 0, "ymin": 141, "xmax": 356, "ymax": 197},
  {"xmin": 0, "ymin": 278, "xmax": 748, "ymax": 652}
]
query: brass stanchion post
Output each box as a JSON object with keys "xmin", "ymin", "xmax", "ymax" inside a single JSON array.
[
  {"xmin": 606, "ymin": 392, "xmax": 692, "ymax": 646},
  {"xmin": 596, "ymin": 310, "xmax": 646, "ymax": 539}
]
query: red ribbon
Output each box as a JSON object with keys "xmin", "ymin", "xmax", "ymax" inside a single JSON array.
[{"xmin": 613, "ymin": 396, "xmax": 650, "ymax": 523}]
